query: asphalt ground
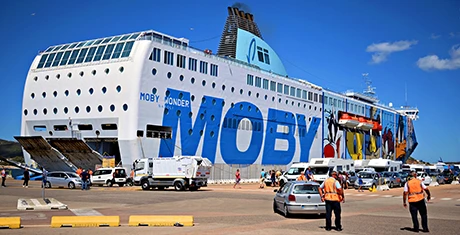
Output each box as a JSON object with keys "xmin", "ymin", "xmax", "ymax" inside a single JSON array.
[{"xmin": 1, "ymin": 179, "xmax": 460, "ymax": 235}]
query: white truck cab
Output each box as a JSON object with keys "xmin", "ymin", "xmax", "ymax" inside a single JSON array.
[
  {"xmin": 308, "ymin": 158, "xmax": 355, "ymax": 184},
  {"xmin": 279, "ymin": 162, "xmax": 310, "ymax": 185}
]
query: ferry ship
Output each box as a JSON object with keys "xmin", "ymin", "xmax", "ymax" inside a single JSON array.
[{"xmin": 17, "ymin": 7, "xmax": 418, "ymax": 181}]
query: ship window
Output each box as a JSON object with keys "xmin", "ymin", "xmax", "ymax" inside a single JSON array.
[
  {"xmin": 150, "ymin": 47, "xmax": 161, "ymax": 62},
  {"xmin": 37, "ymin": 54, "xmax": 49, "ymax": 68},
  {"xmin": 123, "ymin": 104, "xmax": 128, "ymax": 111},
  {"xmin": 202, "ymin": 80, "xmax": 206, "ymax": 86},
  {"xmin": 103, "ymin": 44, "xmax": 115, "ymax": 60},
  {"xmin": 102, "ymin": 87, "xmax": 107, "ymax": 94},
  {"xmin": 116, "ymin": 85, "xmax": 121, "ymax": 93},
  {"xmin": 44, "ymin": 53, "xmax": 56, "ymax": 68},
  {"xmin": 101, "ymin": 123, "xmax": 117, "ymax": 130},
  {"xmin": 64, "ymin": 107, "xmax": 68, "ymax": 113},
  {"xmin": 284, "ymin": 85, "xmax": 289, "ymax": 95},
  {"xmin": 110, "ymin": 104, "xmax": 115, "ymax": 112},
  {"xmin": 76, "ymin": 89, "xmax": 81, "ymax": 96},
  {"xmin": 110, "ymin": 36, "xmax": 121, "ymax": 42},
  {"xmin": 98, "ymin": 105, "xmax": 103, "ymax": 112},
  {"xmin": 176, "ymin": 54, "xmax": 186, "ymax": 68},
  {"xmin": 309, "ymin": 92, "xmax": 313, "ymax": 101},
  {"xmin": 78, "ymin": 124, "xmax": 93, "ymax": 130},
  {"xmin": 129, "ymin": 33, "xmax": 140, "ymax": 40},
  {"xmin": 270, "ymin": 81, "xmax": 276, "ymax": 91},
  {"xmin": 102, "ymin": 37, "xmax": 112, "ymax": 44},
  {"xmin": 53, "ymin": 108, "xmax": 57, "ymax": 114},
  {"xmin": 247, "ymin": 74, "xmax": 254, "ymax": 85},
  {"xmin": 191, "ymin": 77, "xmax": 195, "ymax": 84},
  {"xmin": 255, "ymin": 77, "xmax": 261, "ymax": 87},
  {"xmin": 146, "ymin": 125, "xmax": 172, "ymax": 138},
  {"xmin": 75, "ymin": 106, "xmax": 80, "ymax": 113},
  {"xmin": 290, "ymin": 87, "xmax": 295, "ymax": 96},
  {"xmin": 42, "ymin": 92, "xmax": 46, "ymax": 98},
  {"xmin": 67, "ymin": 49, "xmax": 80, "ymax": 65},
  {"xmin": 319, "ymin": 95, "xmax": 323, "ymax": 103},
  {"xmin": 60, "ymin": 44, "xmax": 70, "ymax": 50},
  {"xmin": 277, "ymin": 83, "xmax": 283, "ymax": 93},
  {"xmin": 121, "ymin": 41, "xmax": 134, "ymax": 57},
  {"xmin": 34, "ymin": 126, "xmax": 47, "ymax": 132},
  {"xmin": 302, "ymin": 90, "xmax": 307, "ymax": 99},
  {"xmin": 164, "ymin": 51, "xmax": 174, "ymax": 65},
  {"xmin": 188, "ymin": 58, "xmax": 197, "ymax": 71},
  {"xmin": 93, "ymin": 45, "xmax": 106, "ymax": 61},
  {"xmin": 53, "ymin": 91, "xmax": 57, "ymax": 97},
  {"xmin": 68, "ymin": 43, "xmax": 78, "ymax": 49},
  {"xmin": 314, "ymin": 93, "xmax": 318, "ymax": 102},
  {"xmin": 257, "ymin": 50, "xmax": 264, "ymax": 62},
  {"xmin": 86, "ymin": 106, "xmax": 91, "ymax": 113},
  {"xmin": 199, "ymin": 61, "xmax": 208, "ymax": 74},
  {"xmin": 33, "ymin": 109, "xmax": 37, "ymax": 115},
  {"xmin": 52, "ymin": 52, "xmax": 64, "ymax": 67},
  {"xmin": 264, "ymin": 53, "xmax": 270, "ymax": 65},
  {"xmin": 210, "ymin": 64, "xmax": 218, "ymax": 77},
  {"xmin": 296, "ymin": 88, "xmax": 301, "ymax": 98},
  {"xmin": 76, "ymin": 48, "xmax": 89, "ymax": 63},
  {"xmin": 60, "ymin": 51, "xmax": 72, "ymax": 65},
  {"xmin": 263, "ymin": 79, "xmax": 269, "ymax": 90},
  {"xmin": 54, "ymin": 125, "xmax": 68, "ymax": 131},
  {"xmin": 111, "ymin": 43, "xmax": 125, "ymax": 59},
  {"xmin": 137, "ymin": 130, "xmax": 143, "ymax": 137},
  {"xmin": 45, "ymin": 46, "xmax": 55, "ymax": 52},
  {"xmin": 84, "ymin": 47, "xmax": 97, "ymax": 62}
]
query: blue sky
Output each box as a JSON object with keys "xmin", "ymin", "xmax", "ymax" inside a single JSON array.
[{"xmin": 0, "ymin": 0, "xmax": 459, "ymax": 163}]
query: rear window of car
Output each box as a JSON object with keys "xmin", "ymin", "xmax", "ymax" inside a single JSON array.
[{"xmin": 292, "ymin": 184, "xmax": 319, "ymax": 194}]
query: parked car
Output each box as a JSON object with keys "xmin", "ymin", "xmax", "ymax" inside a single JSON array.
[
  {"xmin": 44, "ymin": 171, "xmax": 81, "ymax": 189},
  {"xmin": 354, "ymin": 172, "xmax": 381, "ymax": 189},
  {"xmin": 441, "ymin": 170, "xmax": 455, "ymax": 184},
  {"xmin": 435, "ymin": 174, "xmax": 445, "ymax": 184},
  {"xmin": 91, "ymin": 167, "xmax": 128, "ymax": 187},
  {"xmin": 399, "ymin": 172, "xmax": 410, "ymax": 185},
  {"xmin": 416, "ymin": 172, "xmax": 432, "ymax": 185},
  {"xmin": 347, "ymin": 171, "xmax": 358, "ymax": 188},
  {"xmin": 273, "ymin": 181, "xmax": 325, "ymax": 217},
  {"xmin": 381, "ymin": 172, "xmax": 403, "ymax": 188}
]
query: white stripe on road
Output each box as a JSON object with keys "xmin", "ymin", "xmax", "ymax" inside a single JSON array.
[
  {"xmin": 30, "ymin": 199, "xmax": 42, "ymax": 206},
  {"xmin": 440, "ymin": 198, "xmax": 452, "ymax": 201},
  {"xmin": 369, "ymin": 194, "xmax": 379, "ymax": 197},
  {"xmin": 70, "ymin": 209, "xmax": 103, "ymax": 216},
  {"xmin": 395, "ymin": 196, "xmax": 403, "ymax": 199},
  {"xmin": 382, "ymin": 195, "xmax": 393, "ymax": 198},
  {"xmin": 353, "ymin": 194, "xmax": 364, "ymax": 196}
]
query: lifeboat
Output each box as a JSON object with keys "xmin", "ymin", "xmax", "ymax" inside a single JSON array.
[
  {"xmin": 339, "ymin": 113, "xmax": 359, "ymax": 128},
  {"xmin": 357, "ymin": 117, "xmax": 374, "ymax": 130},
  {"xmin": 372, "ymin": 121, "xmax": 382, "ymax": 131}
]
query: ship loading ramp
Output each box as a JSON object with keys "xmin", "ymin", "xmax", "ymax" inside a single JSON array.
[{"xmin": 14, "ymin": 136, "xmax": 103, "ymax": 172}]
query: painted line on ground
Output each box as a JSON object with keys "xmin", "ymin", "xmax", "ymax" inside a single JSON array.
[
  {"xmin": 70, "ymin": 209, "xmax": 103, "ymax": 216},
  {"xmin": 440, "ymin": 198, "xmax": 452, "ymax": 201}
]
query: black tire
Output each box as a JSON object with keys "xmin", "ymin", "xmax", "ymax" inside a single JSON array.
[
  {"xmin": 118, "ymin": 183, "xmax": 124, "ymax": 187},
  {"xmin": 68, "ymin": 182, "xmax": 75, "ymax": 189},
  {"xmin": 389, "ymin": 182, "xmax": 394, "ymax": 188},
  {"xmin": 141, "ymin": 180, "xmax": 150, "ymax": 190},
  {"xmin": 273, "ymin": 200, "xmax": 278, "ymax": 213},
  {"xmin": 107, "ymin": 180, "xmax": 113, "ymax": 187},
  {"xmin": 283, "ymin": 204, "xmax": 291, "ymax": 218},
  {"xmin": 174, "ymin": 181, "xmax": 184, "ymax": 191},
  {"xmin": 45, "ymin": 181, "xmax": 51, "ymax": 188}
]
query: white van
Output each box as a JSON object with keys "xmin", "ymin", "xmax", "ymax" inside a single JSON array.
[
  {"xmin": 279, "ymin": 162, "xmax": 310, "ymax": 185},
  {"xmin": 368, "ymin": 159, "xmax": 402, "ymax": 172},
  {"xmin": 91, "ymin": 167, "xmax": 128, "ymax": 187},
  {"xmin": 308, "ymin": 158, "xmax": 355, "ymax": 184}
]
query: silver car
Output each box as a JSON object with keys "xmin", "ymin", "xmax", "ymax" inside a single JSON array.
[
  {"xmin": 273, "ymin": 181, "xmax": 326, "ymax": 217},
  {"xmin": 354, "ymin": 172, "xmax": 381, "ymax": 189},
  {"xmin": 44, "ymin": 171, "xmax": 82, "ymax": 189},
  {"xmin": 381, "ymin": 172, "xmax": 403, "ymax": 188}
]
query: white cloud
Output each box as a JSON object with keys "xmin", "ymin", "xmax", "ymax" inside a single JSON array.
[
  {"xmin": 430, "ymin": 33, "xmax": 441, "ymax": 39},
  {"xmin": 366, "ymin": 40, "xmax": 418, "ymax": 64},
  {"xmin": 417, "ymin": 45, "xmax": 460, "ymax": 71},
  {"xmin": 449, "ymin": 32, "xmax": 460, "ymax": 38}
]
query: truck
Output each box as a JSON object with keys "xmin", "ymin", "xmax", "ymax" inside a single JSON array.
[
  {"xmin": 308, "ymin": 158, "xmax": 355, "ymax": 184},
  {"xmin": 133, "ymin": 156, "xmax": 212, "ymax": 191},
  {"xmin": 367, "ymin": 159, "xmax": 402, "ymax": 172}
]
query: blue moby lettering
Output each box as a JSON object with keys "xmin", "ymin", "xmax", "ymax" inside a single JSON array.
[{"xmin": 139, "ymin": 93, "xmax": 160, "ymax": 103}]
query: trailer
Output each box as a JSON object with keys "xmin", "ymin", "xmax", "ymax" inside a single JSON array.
[
  {"xmin": 367, "ymin": 159, "xmax": 402, "ymax": 172},
  {"xmin": 308, "ymin": 158, "xmax": 355, "ymax": 184}
]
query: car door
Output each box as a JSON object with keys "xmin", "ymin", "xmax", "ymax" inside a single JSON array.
[
  {"xmin": 92, "ymin": 170, "xmax": 103, "ymax": 184},
  {"xmin": 275, "ymin": 183, "xmax": 290, "ymax": 209},
  {"xmin": 48, "ymin": 172, "xmax": 60, "ymax": 187}
]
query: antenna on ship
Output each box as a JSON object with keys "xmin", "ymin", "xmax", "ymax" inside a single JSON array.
[{"xmin": 362, "ymin": 73, "xmax": 376, "ymax": 97}]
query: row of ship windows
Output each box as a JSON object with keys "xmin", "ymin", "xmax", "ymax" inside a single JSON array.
[
  {"xmin": 24, "ymin": 104, "xmax": 129, "ymax": 116},
  {"xmin": 149, "ymin": 47, "xmax": 218, "ymax": 76},
  {"xmin": 34, "ymin": 123, "xmax": 118, "ymax": 132},
  {"xmin": 33, "ymin": 67, "xmax": 124, "ymax": 82},
  {"xmin": 30, "ymin": 85, "xmax": 122, "ymax": 99},
  {"xmin": 246, "ymin": 74, "xmax": 322, "ymax": 103},
  {"xmin": 36, "ymin": 41, "xmax": 134, "ymax": 69},
  {"xmin": 324, "ymin": 97, "xmax": 366, "ymax": 115}
]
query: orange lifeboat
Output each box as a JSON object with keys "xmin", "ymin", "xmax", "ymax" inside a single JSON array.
[
  {"xmin": 372, "ymin": 121, "xmax": 382, "ymax": 131},
  {"xmin": 358, "ymin": 117, "xmax": 374, "ymax": 130},
  {"xmin": 339, "ymin": 113, "xmax": 359, "ymax": 128}
]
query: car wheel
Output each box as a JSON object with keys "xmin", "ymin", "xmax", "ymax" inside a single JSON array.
[
  {"xmin": 68, "ymin": 182, "xmax": 75, "ymax": 189},
  {"xmin": 283, "ymin": 204, "xmax": 291, "ymax": 218},
  {"xmin": 107, "ymin": 180, "xmax": 113, "ymax": 187},
  {"xmin": 389, "ymin": 182, "xmax": 394, "ymax": 188},
  {"xmin": 141, "ymin": 180, "xmax": 150, "ymax": 190},
  {"xmin": 45, "ymin": 181, "xmax": 51, "ymax": 188},
  {"xmin": 174, "ymin": 181, "xmax": 184, "ymax": 191},
  {"xmin": 273, "ymin": 200, "xmax": 278, "ymax": 213}
]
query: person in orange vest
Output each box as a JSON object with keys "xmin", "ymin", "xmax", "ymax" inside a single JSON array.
[
  {"xmin": 319, "ymin": 171, "xmax": 344, "ymax": 231},
  {"xmin": 297, "ymin": 171, "xmax": 307, "ymax": 181},
  {"xmin": 76, "ymin": 168, "xmax": 82, "ymax": 176},
  {"xmin": 403, "ymin": 170, "xmax": 431, "ymax": 233}
]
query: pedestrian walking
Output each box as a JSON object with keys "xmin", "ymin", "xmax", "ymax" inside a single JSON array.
[
  {"xmin": 403, "ymin": 170, "xmax": 431, "ymax": 233},
  {"xmin": 233, "ymin": 169, "xmax": 241, "ymax": 189},
  {"xmin": 80, "ymin": 169, "xmax": 89, "ymax": 190},
  {"xmin": 23, "ymin": 168, "xmax": 30, "ymax": 188},
  {"xmin": 358, "ymin": 175, "xmax": 364, "ymax": 192},
  {"xmin": 1, "ymin": 167, "xmax": 6, "ymax": 187},
  {"xmin": 41, "ymin": 167, "xmax": 48, "ymax": 188},
  {"xmin": 319, "ymin": 171, "xmax": 344, "ymax": 231},
  {"xmin": 259, "ymin": 168, "xmax": 266, "ymax": 188}
]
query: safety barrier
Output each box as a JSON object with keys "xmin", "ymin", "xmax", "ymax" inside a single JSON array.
[
  {"xmin": 51, "ymin": 216, "xmax": 120, "ymax": 228},
  {"xmin": 0, "ymin": 217, "xmax": 21, "ymax": 229},
  {"xmin": 129, "ymin": 215, "xmax": 193, "ymax": 227},
  {"xmin": 452, "ymin": 180, "xmax": 459, "ymax": 185}
]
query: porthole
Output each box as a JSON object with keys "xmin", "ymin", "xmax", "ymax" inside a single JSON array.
[
  {"xmin": 210, "ymin": 131, "xmax": 215, "ymax": 137},
  {"xmin": 76, "ymin": 89, "xmax": 81, "ymax": 96},
  {"xmin": 248, "ymin": 91, "xmax": 251, "ymax": 96},
  {"xmin": 278, "ymin": 98, "xmax": 281, "ymax": 103},
  {"xmin": 95, "ymin": 130, "xmax": 100, "ymax": 136},
  {"xmin": 56, "ymin": 74, "xmax": 60, "ymax": 79},
  {"xmin": 89, "ymin": 88, "xmax": 94, "ymax": 95},
  {"xmin": 240, "ymin": 104, "xmax": 243, "ymax": 110},
  {"xmin": 179, "ymin": 75, "xmax": 184, "ymax": 81},
  {"xmin": 110, "ymin": 104, "xmax": 115, "ymax": 112},
  {"xmin": 24, "ymin": 109, "xmax": 28, "ymax": 116},
  {"xmin": 98, "ymin": 105, "xmax": 103, "ymax": 112},
  {"xmin": 64, "ymin": 107, "xmax": 68, "ymax": 114},
  {"xmin": 49, "ymin": 131, "xmax": 53, "ymax": 136},
  {"xmin": 248, "ymin": 106, "xmax": 252, "ymax": 111},
  {"xmin": 309, "ymin": 117, "xmax": 312, "ymax": 122},
  {"xmin": 320, "ymin": 108, "xmax": 322, "ymax": 112},
  {"xmin": 164, "ymin": 108, "xmax": 169, "ymax": 115},
  {"xmin": 199, "ymin": 130, "xmax": 203, "ymax": 136},
  {"xmin": 272, "ymin": 97, "xmax": 275, "ymax": 102},
  {"xmin": 200, "ymin": 113, "xmax": 205, "ymax": 120},
  {"xmin": 202, "ymin": 80, "xmax": 206, "ymax": 86},
  {"xmin": 53, "ymin": 91, "xmax": 57, "ymax": 97},
  {"xmin": 303, "ymin": 104, "xmax": 306, "ymax": 108},
  {"xmin": 53, "ymin": 108, "xmax": 58, "ymax": 114},
  {"xmin": 191, "ymin": 95, "xmax": 195, "ymax": 101},
  {"xmin": 231, "ymin": 103, "xmax": 235, "ymax": 108},
  {"xmin": 105, "ymin": 68, "xmax": 110, "ymax": 74},
  {"xmin": 45, "ymin": 75, "xmax": 49, "ymax": 80},
  {"xmin": 31, "ymin": 93, "xmax": 35, "ymax": 99},
  {"xmin": 285, "ymin": 113, "xmax": 288, "ymax": 118},
  {"xmin": 285, "ymin": 100, "xmax": 288, "ymax": 104},
  {"xmin": 79, "ymin": 71, "xmax": 84, "ymax": 77},
  {"xmin": 75, "ymin": 106, "xmax": 80, "ymax": 113},
  {"xmin": 33, "ymin": 76, "xmax": 38, "ymax": 81},
  {"xmin": 152, "ymin": 88, "xmax": 157, "ymax": 94},
  {"xmin": 222, "ymin": 85, "xmax": 226, "ymax": 91},
  {"xmin": 291, "ymin": 101, "xmax": 294, "ymax": 106},
  {"xmin": 86, "ymin": 106, "xmax": 91, "ymax": 113},
  {"xmin": 239, "ymin": 89, "xmax": 243, "ymax": 94},
  {"xmin": 102, "ymin": 87, "xmax": 107, "ymax": 94},
  {"xmin": 309, "ymin": 105, "xmax": 311, "ymax": 110},
  {"xmin": 298, "ymin": 103, "xmax": 300, "ymax": 107},
  {"xmin": 165, "ymin": 90, "xmax": 170, "ymax": 96},
  {"xmin": 179, "ymin": 93, "xmax": 183, "ymax": 99},
  {"xmin": 222, "ymin": 101, "xmax": 225, "ymax": 107},
  {"xmin": 167, "ymin": 72, "xmax": 172, "ymax": 78},
  {"xmin": 42, "ymin": 92, "xmax": 46, "ymax": 98},
  {"xmin": 176, "ymin": 110, "xmax": 181, "ymax": 116},
  {"xmin": 119, "ymin": 67, "xmax": 124, "ymax": 73},
  {"xmin": 264, "ymin": 95, "xmax": 267, "ymax": 100},
  {"xmin": 231, "ymin": 87, "xmax": 235, "ymax": 93},
  {"xmin": 211, "ymin": 115, "xmax": 215, "ymax": 121},
  {"xmin": 212, "ymin": 82, "xmax": 216, "ymax": 88},
  {"xmin": 67, "ymin": 72, "xmax": 72, "ymax": 78},
  {"xmin": 188, "ymin": 129, "xmax": 193, "ymax": 135},
  {"xmin": 33, "ymin": 109, "xmax": 37, "ymax": 115},
  {"xmin": 314, "ymin": 106, "xmax": 317, "ymax": 111},
  {"xmin": 92, "ymin": 70, "xmax": 96, "ymax": 75},
  {"xmin": 189, "ymin": 112, "xmax": 193, "ymax": 118},
  {"xmin": 123, "ymin": 104, "xmax": 128, "ymax": 111},
  {"xmin": 116, "ymin": 85, "xmax": 121, "ymax": 93},
  {"xmin": 65, "ymin": 90, "xmax": 69, "ymax": 96},
  {"xmin": 201, "ymin": 97, "xmax": 206, "ymax": 104},
  {"xmin": 256, "ymin": 93, "xmax": 259, "ymax": 98},
  {"xmin": 191, "ymin": 77, "xmax": 195, "ymax": 84},
  {"xmin": 212, "ymin": 99, "xmax": 216, "ymax": 105},
  {"xmin": 152, "ymin": 68, "xmax": 157, "ymax": 75}
]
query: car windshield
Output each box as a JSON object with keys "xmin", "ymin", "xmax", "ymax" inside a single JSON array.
[
  {"xmin": 286, "ymin": 167, "xmax": 305, "ymax": 175},
  {"xmin": 68, "ymin": 173, "xmax": 80, "ymax": 178},
  {"xmin": 382, "ymin": 172, "xmax": 392, "ymax": 177},
  {"xmin": 360, "ymin": 172, "xmax": 374, "ymax": 179},
  {"xmin": 312, "ymin": 167, "xmax": 330, "ymax": 175},
  {"xmin": 292, "ymin": 184, "xmax": 319, "ymax": 194}
]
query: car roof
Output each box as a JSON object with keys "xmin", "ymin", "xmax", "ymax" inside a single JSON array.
[{"xmin": 289, "ymin": 181, "xmax": 320, "ymax": 186}]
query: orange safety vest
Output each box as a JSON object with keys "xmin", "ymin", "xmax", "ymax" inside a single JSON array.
[
  {"xmin": 324, "ymin": 177, "xmax": 340, "ymax": 201},
  {"xmin": 297, "ymin": 175, "xmax": 307, "ymax": 181},
  {"xmin": 407, "ymin": 178, "xmax": 425, "ymax": 203}
]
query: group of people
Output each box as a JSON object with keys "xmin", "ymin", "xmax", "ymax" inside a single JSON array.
[
  {"xmin": 76, "ymin": 168, "xmax": 92, "ymax": 190},
  {"xmin": 296, "ymin": 167, "xmax": 315, "ymax": 182}
]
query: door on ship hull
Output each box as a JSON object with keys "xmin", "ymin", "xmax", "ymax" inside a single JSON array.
[{"xmin": 85, "ymin": 138, "xmax": 121, "ymax": 165}]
